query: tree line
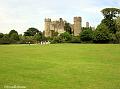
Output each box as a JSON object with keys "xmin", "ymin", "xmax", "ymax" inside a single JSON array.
[
  {"xmin": 0, "ymin": 8, "xmax": 120, "ymax": 44},
  {"xmin": 0, "ymin": 28, "xmax": 46, "ymax": 44}
]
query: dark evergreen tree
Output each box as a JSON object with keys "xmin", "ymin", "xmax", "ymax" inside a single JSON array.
[
  {"xmin": 9, "ymin": 30, "xmax": 18, "ymax": 36},
  {"xmin": 101, "ymin": 8, "xmax": 120, "ymax": 34},
  {"xmin": 24, "ymin": 28, "xmax": 39, "ymax": 36}
]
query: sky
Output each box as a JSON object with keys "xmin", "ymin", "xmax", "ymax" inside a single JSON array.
[{"xmin": 0, "ymin": 0, "xmax": 120, "ymax": 34}]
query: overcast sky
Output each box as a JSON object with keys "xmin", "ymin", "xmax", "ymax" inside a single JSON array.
[{"xmin": 0, "ymin": 0, "xmax": 120, "ymax": 34}]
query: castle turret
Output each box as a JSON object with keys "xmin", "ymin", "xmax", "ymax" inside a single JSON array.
[
  {"xmin": 59, "ymin": 18, "xmax": 63, "ymax": 22},
  {"xmin": 58, "ymin": 18, "xmax": 65, "ymax": 34},
  {"xmin": 45, "ymin": 18, "xmax": 51, "ymax": 37},
  {"xmin": 73, "ymin": 17, "xmax": 82, "ymax": 36},
  {"xmin": 86, "ymin": 22, "xmax": 89, "ymax": 28}
]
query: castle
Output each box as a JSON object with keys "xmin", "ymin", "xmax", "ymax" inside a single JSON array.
[{"xmin": 44, "ymin": 17, "xmax": 88, "ymax": 37}]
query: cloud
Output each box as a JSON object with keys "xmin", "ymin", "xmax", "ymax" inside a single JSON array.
[{"xmin": 0, "ymin": 0, "xmax": 120, "ymax": 34}]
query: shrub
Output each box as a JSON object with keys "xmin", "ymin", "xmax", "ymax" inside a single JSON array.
[
  {"xmin": 59, "ymin": 32, "xmax": 72, "ymax": 42},
  {"xmin": 70, "ymin": 36, "xmax": 81, "ymax": 43},
  {"xmin": 0, "ymin": 34, "xmax": 10, "ymax": 44}
]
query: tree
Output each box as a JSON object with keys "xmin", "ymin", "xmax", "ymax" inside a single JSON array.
[
  {"xmin": 8, "ymin": 30, "xmax": 19, "ymax": 43},
  {"xmin": 22, "ymin": 36, "xmax": 35, "ymax": 44},
  {"xmin": 52, "ymin": 31, "xmax": 58, "ymax": 37},
  {"xmin": 51, "ymin": 36, "xmax": 63, "ymax": 43},
  {"xmin": 101, "ymin": 8, "xmax": 120, "ymax": 34},
  {"xmin": 64, "ymin": 22, "xmax": 72, "ymax": 34},
  {"xmin": 51, "ymin": 32, "xmax": 72, "ymax": 43},
  {"xmin": 34, "ymin": 33, "xmax": 42, "ymax": 43},
  {"xmin": 1, "ymin": 34, "xmax": 10, "ymax": 44},
  {"xmin": 24, "ymin": 28, "xmax": 39, "ymax": 36},
  {"xmin": 93, "ymin": 23, "xmax": 110, "ymax": 43},
  {"xmin": 80, "ymin": 28, "xmax": 93, "ymax": 42},
  {"xmin": 10, "ymin": 33, "xmax": 20, "ymax": 41},
  {"xmin": 59, "ymin": 32, "xmax": 72, "ymax": 42},
  {"xmin": 0, "ymin": 33, "xmax": 4, "ymax": 38},
  {"xmin": 116, "ymin": 17, "xmax": 120, "ymax": 32},
  {"xmin": 82, "ymin": 27, "xmax": 92, "ymax": 31},
  {"xmin": 9, "ymin": 30, "xmax": 18, "ymax": 37},
  {"xmin": 101, "ymin": 8, "xmax": 120, "ymax": 19},
  {"xmin": 116, "ymin": 31, "xmax": 120, "ymax": 43}
]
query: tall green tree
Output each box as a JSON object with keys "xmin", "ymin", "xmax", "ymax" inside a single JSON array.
[
  {"xmin": 9, "ymin": 30, "xmax": 18, "ymax": 37},
  {"xmin": 101, "ymin": 8, "xmax": 120, "ymax": 19},
  {"xmin": 24, "ymin": 28, "xmax": 39, "ymax": 36},
  {"xmin": 101, "ymin": 8, "xmax": 120, "ymax": 33},
  {"xmin": 8, "ymin": 30, "xmax": 19, "ymax": 43}
]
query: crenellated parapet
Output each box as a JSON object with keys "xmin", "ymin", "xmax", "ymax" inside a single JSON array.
[
  {"xmin": 45, "ymin": 18, "xmax": 51, "ymax": 22},
  {"xmin": 74, "ymin": 17, "xmax": 82, "ymax": 22}
]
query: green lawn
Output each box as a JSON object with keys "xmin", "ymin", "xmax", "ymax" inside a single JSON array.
[{"xmin": 0, "ymin": 44, "xmax": 120, "ymax": 89}]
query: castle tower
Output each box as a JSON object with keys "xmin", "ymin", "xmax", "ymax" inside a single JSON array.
[
  {"xmin": 58, "ymin": 18, "xmax": 65, "ymax": 34},
  {"xmin": 45, "ymin": 18, "xmax": 51, "ymax": 37},
  {"xmin": 73, "ymin": 17, "xmax": 82, "ymax": 36},
  {"xmin": 86, "ymin": 22, "xmax": 89, "ymax": 28}
]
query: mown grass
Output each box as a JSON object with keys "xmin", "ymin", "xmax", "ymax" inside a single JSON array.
[{"xmin": 0, "ymin": 44, "xmax": 120, "ymax": 89}]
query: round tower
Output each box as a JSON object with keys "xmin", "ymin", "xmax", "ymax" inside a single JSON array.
[
  {"xmin": 73, "ymin": 17, "xmax": 82, "ymax": 36},
  {"xmin": 44, "ymin": 18, "xmax": 51, "ymax": 37},
  {"xmin": 86, "ymin": 22, "xmax": 89, "ymax": 28}
]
